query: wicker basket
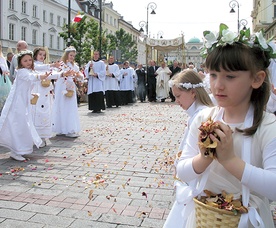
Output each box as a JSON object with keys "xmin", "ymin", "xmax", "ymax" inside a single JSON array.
[
  {"xmin": 41, "ymin": 79, "xmax": 51, "ymax": 87},
  {"xmin": 30, "ymin": 94, "xmax": 39, "ymax": 105},
  {"xmin": 65, "ymin": 90, "xmax": 74, "ymax": 97},
  {"xmin": 193, "ymin": 198, "xmax": 241, "ymax": 228}
]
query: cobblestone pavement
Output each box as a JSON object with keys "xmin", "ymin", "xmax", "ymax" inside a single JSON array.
[{"xmin": 0, "ymin": 101, "xmax": 275, "ymax": 228}]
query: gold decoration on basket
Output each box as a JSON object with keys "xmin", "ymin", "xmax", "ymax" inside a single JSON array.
[
  {"xmin": 198, "ymin": 117, "xmax": 221, "ymax": 158},
  {"xmin": 193, "ymin": 190, "xmax": 248, "ymax": 228},
  {"xmin": 30, "ymin": 93, "xmax": 39, "ymax": 105},
  {"xmin": 41, "ymin": 79, "xmax": 51, "ymax": 87},
  {"xmin": 65, "ymin": 90, "xmax": 74, "ymax": 97}
]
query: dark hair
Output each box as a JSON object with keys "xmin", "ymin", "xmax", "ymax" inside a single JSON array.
[
  {"xmin": 205, "ymin": 42, "xmax": 271, "ymax": 135},
  {"xmin": 33, "ymin": 47, "xmax": 46, "ymax": 61}
]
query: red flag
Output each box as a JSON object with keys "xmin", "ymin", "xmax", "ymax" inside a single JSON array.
[{"xmin": 73, "ymin": 14, "xmax": 84, "ymax": 22}]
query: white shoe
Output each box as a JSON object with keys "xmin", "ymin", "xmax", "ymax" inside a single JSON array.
[
  {"xmin": 10, "ymin": 153, "xmax": 26, "ymax": 161},
  {"xmin": 39, "ymin": 140, "xmax": 46, "ymax": 148},
  {"xmin": 65, "ymin": 133, "xmax": 79, "ymax": 138}
]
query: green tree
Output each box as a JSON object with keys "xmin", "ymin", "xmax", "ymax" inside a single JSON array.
[
  {"xmin": 59, "ymin": 16, "xmax": 106, "ymax": 66},
  {"xmin": 107, "ymin": 28, "xmax": 138, "ymax": 63}
]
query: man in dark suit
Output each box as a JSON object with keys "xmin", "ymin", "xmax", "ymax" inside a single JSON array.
[
  {"xmin": 147, "ymin": 60, "xmax": 158, "ymax": 102},
  {"xmin": 6, "ymin": 52, "xmax": 13, "ymax": 70},
  {"xmin": 169, "ymin": 60, "xmax": 181, "ymax": 102}
]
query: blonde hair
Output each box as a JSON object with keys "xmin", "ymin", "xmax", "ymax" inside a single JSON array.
[
  {"xmin": 171, "ymin": 70, "xmax": 213, "ymax": 107},
  {"xmin": 61, "ymin": 46, "xmax": 76, "ymax": 65}
]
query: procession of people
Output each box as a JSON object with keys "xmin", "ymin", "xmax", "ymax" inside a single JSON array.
[{"xmin": 0, "ymin": 40, "xmax": 199, "ymax": 162}]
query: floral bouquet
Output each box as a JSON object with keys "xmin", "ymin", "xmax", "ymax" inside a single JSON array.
[{"xmin": 198, "ymin": 117, "xmax": 220, "ymax": 158}]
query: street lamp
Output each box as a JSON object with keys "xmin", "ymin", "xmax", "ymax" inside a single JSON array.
[
  {"xmin": 240, "ymin": 19, "xmax": 248, "ymax": 30},
  {"xmin": 157, "ymin": 31, "xmax": 163, "ymax": 39},
  {"xmin": 139, "ymin": 21, "xmax": 146, "ymax": 33},
  {"xmin": 67, "ymin": 0, "xmax": 71, "ymax": 47},
  {"xmin": 146, "ymin": 2, "xmax": 157, "ymax": 37},
  {"xmin": 229, "ymin": 0, "xmax": 240, "ymax": 32}
]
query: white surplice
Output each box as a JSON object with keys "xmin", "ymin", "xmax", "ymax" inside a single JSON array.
[
  {"xmin": 156, "ymin": 66, "xmax": 171, "ymax": 100},
  {"xmin": 84, "ymin": 60, "xmax": 106, "ymax": 94},
  {"xmin": 104, "ymin": 63, "xmax": 121, "ymax": 91}
]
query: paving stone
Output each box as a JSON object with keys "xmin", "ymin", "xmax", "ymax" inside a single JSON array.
[
  {"xmin": 0, "ymin": 208, "xmax": 35, "ymax": 221},
  {"xmin": 0, "ymin": 219, "xmax": 44, "ymax": 228},
  {"xmin": 21, "ymin": 203, "xmax": 63, "ymax": 215},
  {"xmin": 29, "ymin": 213, "xmax": 75, "ymax": 226},
  {"xmin": 99, "ymin": 213, "xmax": 142, "ymax": 226},
  {"xmin": 0, "ymin": 200, "xmax": 26, "ymax": 210}
]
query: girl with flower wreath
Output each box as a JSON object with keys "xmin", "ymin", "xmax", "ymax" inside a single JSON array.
[
  {"xmin": 167, "ymin": 24, "xmax": 276, "ymax": 228},
  {"xmin": 0, "ymin": 50, "xmax": 49, "ymax": 161},
  {"xmin": 52, "ymin": 46, "xmax": 84, "ymax": 138},
  {"xmin": 164, "ymin": 70, "xmax": 214, "ymax": 227},
  {"xmin": 31, "ymin": 47, "xmax": 62, "ymax": 147}
]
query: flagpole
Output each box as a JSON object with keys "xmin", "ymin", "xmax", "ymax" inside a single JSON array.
[{"xmin": 67, "ymin": 0, "xmax": 71, "ymax": 47}]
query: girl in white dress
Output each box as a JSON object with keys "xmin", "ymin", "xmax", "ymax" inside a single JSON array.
[
  {"xmin": 0, "ymin": 50, "xmax": 49, "ymax": 161},
  {"xmin": 32, "ymin": 47, "xmax": 61, "ymax": 147},
  {"xmin": 164, "ymin": 70, "xmax": 213, "ymax": 228},
  {"xmin": 172, "ymin": 24, "xmax": 276, "ymax": 228},
  {"xmin": 52, "ymin": 46, "xmax": 84, "ymax": 137}
]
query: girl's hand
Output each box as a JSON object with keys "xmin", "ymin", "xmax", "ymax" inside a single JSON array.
[
  {"xmin": 271, "ymin": 84, "xmax": 276, "ymax": 95},
  {"xmin": 209, "ymin": 121, "xmax": 235, "ymax": 164},
  {"xmin": 51, "ymin": 61, "xmax": 61, "ymax": 69},
  {"xmin": 63, "ymin": 69, "xmax": 74, "ymax": 77}
]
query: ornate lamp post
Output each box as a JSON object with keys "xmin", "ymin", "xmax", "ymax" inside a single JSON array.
[
  {"xmin": 146, "ymin": 2, "xmax": 157, "ymax": 37},
  {"xmin": 240, "ymin": 19, "xmax": 248, "ymax": 30},
  {"xmin": 67, "ymin": 0, "xmax": 71, "ymax": 47},
  {"xmin": 157, "ymin": 31, "xmax": 163, "ymax": 39},
  {"xmin": 139, "ymin": 21, "xmax": 146, "ymax": 33},
  {"xmin": 229, "ymin": 0, "xmax": 240, "ymax": 32}
]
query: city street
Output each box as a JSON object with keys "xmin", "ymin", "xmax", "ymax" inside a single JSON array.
[
  {"xmin": 0, "ymin": 101, "xmax": 184, "ymax": 227},
  {"xmin": 0, "ymin": 101, "xmax": 275, "ymax": 227}
]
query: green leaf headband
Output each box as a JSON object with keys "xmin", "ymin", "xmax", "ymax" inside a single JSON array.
[{"xmin": 200, "ymin": 23, "xmax": 276, "ymax": 59}]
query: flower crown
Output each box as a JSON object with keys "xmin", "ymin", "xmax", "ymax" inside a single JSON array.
[
  {"xmin": 168, "ymin": 80, "xmax": 205, "ymax": 89},
  {"xmin": 65, "ymin": 46, "xmax": 76, "ymax": 52},
  {"xmin": 200, "ymin": 23, "xmax": 276, "ymax": 59},
  {"xmin": 17, "ymin": 50, "xmax": 33, "ymax": 58}
]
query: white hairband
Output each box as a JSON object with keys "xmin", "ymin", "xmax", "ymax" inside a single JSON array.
[
  {"xmin": 65, "ymin": 46, "xmax": 76, "ymax": 52},
  {"xmin": 168, "ymin": 80, "xmax": 205, "ymax": 89}
]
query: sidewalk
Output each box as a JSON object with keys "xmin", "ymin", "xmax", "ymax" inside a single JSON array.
[
  {"xmin": 0, "ymin": 101, "xmax": 183, "ymax": 227},
  {"xmin": 0, "ymin": 101, "xmax": 275, "ymax": 227}
]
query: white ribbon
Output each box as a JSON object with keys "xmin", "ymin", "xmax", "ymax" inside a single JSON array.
[
  {"xmin": 237, "ymin": 105, "xmax": 265, "ymax": 228},
  {"xmin": 175, "ymin": 165, "xmax": 211, "ymax": 221},
  {"xmin": 239, "ymin": 207, "xmax": 265, "ymax": 228}
]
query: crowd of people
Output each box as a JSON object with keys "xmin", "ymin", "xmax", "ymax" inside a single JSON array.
[
  {"xmin": 1, "ymin": 25, "xmax": 276, "ymax": 226},
  {"xmin": 0, "ymin": 39, "xmax": 206, "ymax": 162}
]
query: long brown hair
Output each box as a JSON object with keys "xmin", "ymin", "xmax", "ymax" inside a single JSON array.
[{"xmin": 205, "ymin": 42, "xmax": 271, "ymax": 135}]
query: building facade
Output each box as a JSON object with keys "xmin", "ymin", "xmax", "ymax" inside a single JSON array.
[
  {"xmin": 252, "ymin": 0, "xmax": 276, "ymax": 39},
  {"xmin": 0, "ymin": 0, "xmax": 142, "ymax": 63}
]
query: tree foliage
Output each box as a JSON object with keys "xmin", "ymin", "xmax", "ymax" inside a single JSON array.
[
  {"xmin": 59, "ymin": 16, "xmax": 138, "ymax": 66},
  {"xmin": 107, "ymin": 28, "xmax": 138, "ymax": 63}
]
